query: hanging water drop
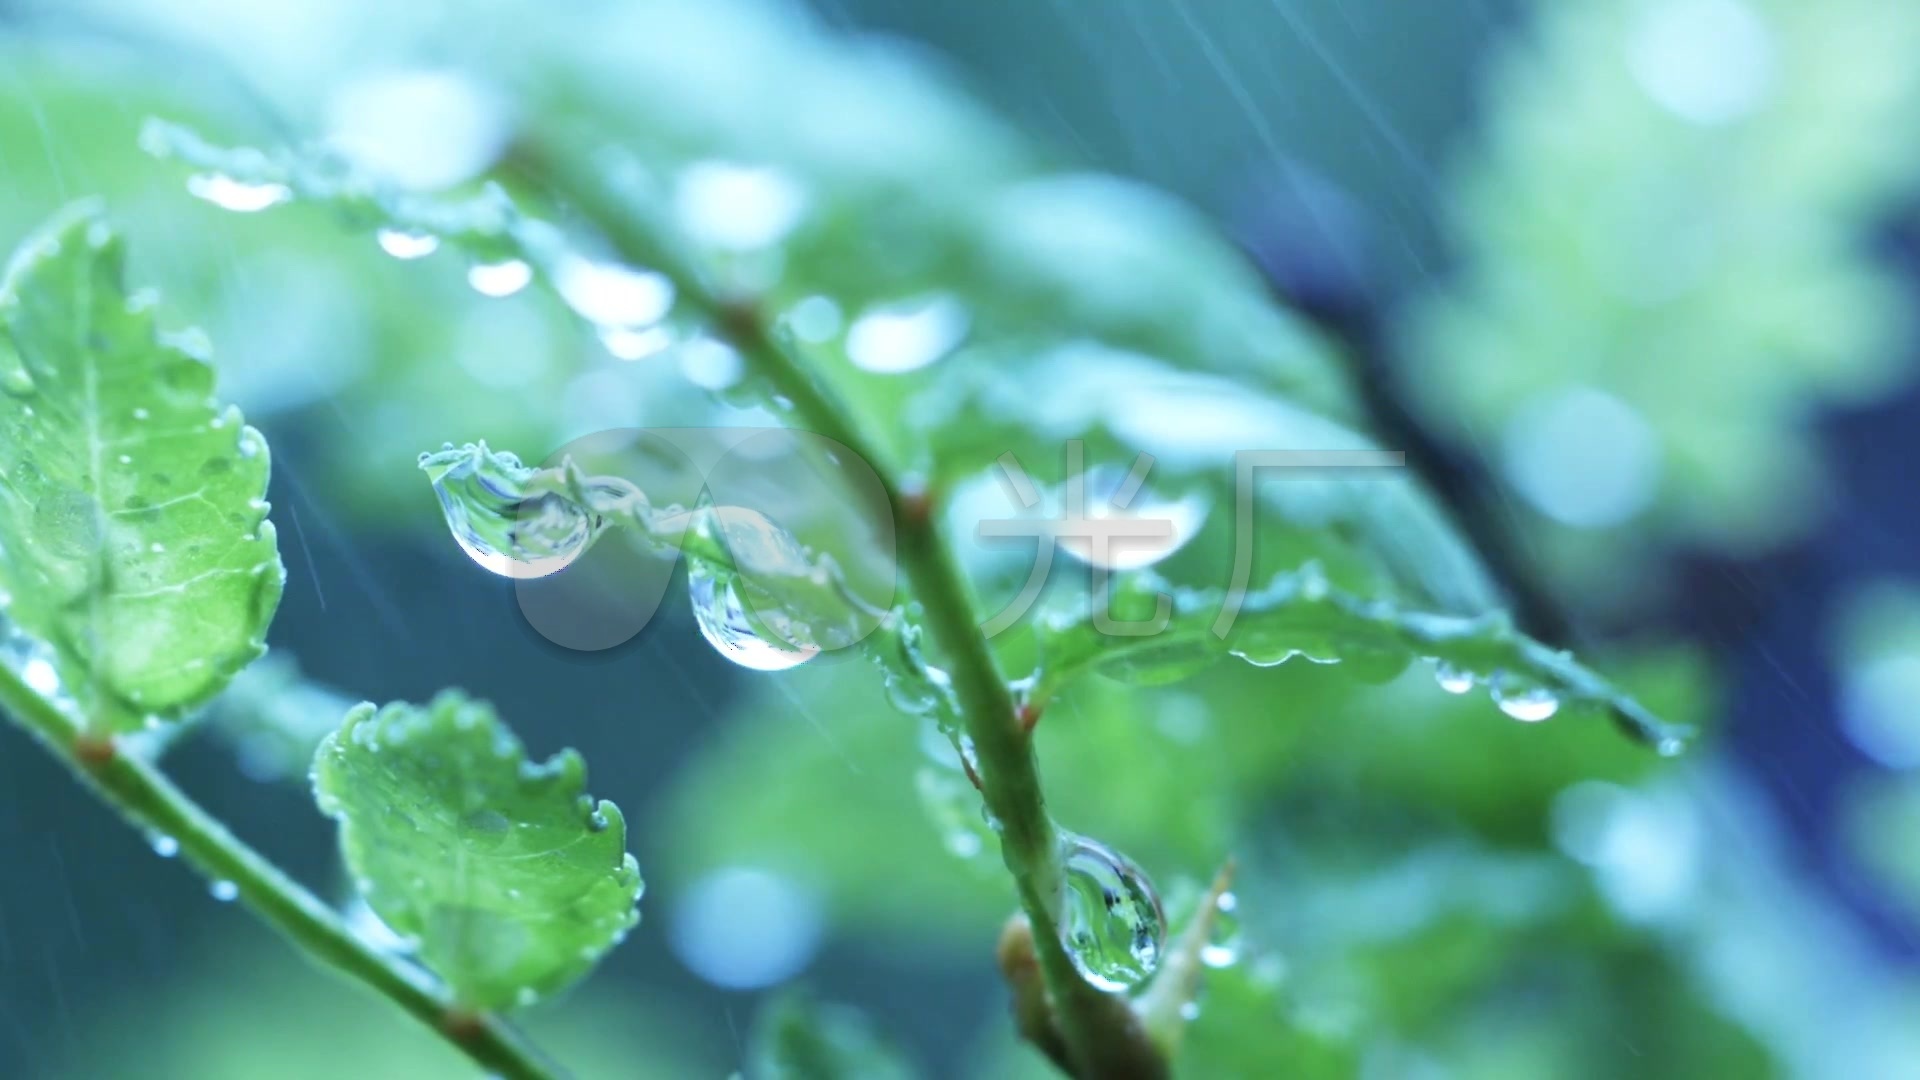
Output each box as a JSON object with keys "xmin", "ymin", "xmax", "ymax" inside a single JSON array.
[
  {"xmin": 1492, "ymin": 676, "xmax": 1560, "ymax": 722},
  {"xmin": 601, "ymin": 325, "xmax": 673, "ymax": 361},
  {"xmin": 1055, "ymin": 462, "xmax": 1209, "ymax": 572},
  {"xmin": 376, "ymin": 228, "xmax": 441, "ymax": 260},
  {"xmin": 187, "ymin": 174, "xmax": 291, "ymax": 213},
  {"xmin": 677, "ymin": 338, "xmax": 744, "ymax": 391},
  {"xmin": 148, "ymin": 832, "xmax": 180, "ymax": 858},
  {"xmin": 553, "ymin": 256, "xmax": 673, "ymax": 327},
  {"xmin": 1057, "ymin": 832, "xmax": 1166, "ymax": 992},
  {"xmin": 1199, "ymin": 890, "xmax": 1242, "ymax": 969},
  {"xmin": 426, "ymin": 446, "xmax": 601, "ymax": 578},
  {"xmin": 845, "ymin": 294, "xmax": 968, "ymax": 374},
  {"xmin": 209, "ymin": 879, "xmax": 240, "ymax": 902},
  {"xmin": 468, "ymin": 259, "xmax": 533, "ymax": 298},
  {"xmin": 1432, "ymin": 661, "xmax": 1476, "ymax": 695},
  {"xmin": 688, "ymin": 567, "xmax": 817, "ymax": 672}
]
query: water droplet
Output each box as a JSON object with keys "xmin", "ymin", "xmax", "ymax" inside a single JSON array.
[
  {"xmin": 468, "ymin": 259, "xmax": 533, "ymax": 298},
  {"xmin": 1054, "ymin": 463, "xmax": 1208, "ymax": 571},
  {"xmin": 1657, "ymin": 736, "xmax": 1685, "ymax": 758},
  {"xmin": 674, "ymin": 160, "xmax": 806, "ymax": 251},
  {"xmin": 209, "ymin": 879, "xmax": 240, "ymax": 902},
  {"xmin": 0, "ymin": 366, "xmax": 32, "ymax": 397},
  {"xmin": 376, "ymin": 228, "xmax": 441, "ymax": 260},
  {"xmin": 845, "ymin": 294, "xmax": 968, "ymax": 374},
  {"xmin": 21, "ymin": 656, "xmax": 61, "ymax": 697},
  {"xmin": 1058, "ymin": 832, "xmax": 1165, "ymax": 992},
  {"xmin": 428, "ymin": 447, "xmax": 600, "ymax": 579},
  {"xmin": 1200, "ymin": 890, "xmax": 1242, "ymax": 969},
  {"xmin": 1492, "ymin": 676, "xmax": 1560, "ymax": 722},
  {"xmin": 553, "ymin": 257, "xmax": 672, "ymax": 327},
  {"xmin": 785, "ymin": 296, "xmax": 843, "ymax": 343},
  {"xmin": 601, "ymin": 325, "xmax": 673, "ymax": 361},
  {"xmin": 688, "ymin": 567, "xmax": 817, "ymax": 672},
  {"xmin": 148, "ymin": 832, "xmax": 179, "ymax": 858},
  {"xmin": 187, "ymin": 174, "xmax": 291, "ymax": 213},
  {"xmin": 1432, "ymin": 661, "xmax": 1475, "ymax": 695},
  {"xmin": 1179, "ymin": 1000, "xmax": 1202, "ymax": 1021},
  {"xmin": 677, "ymin": 338, "xmax": 744, "ymax": 391},
  {"xmin": 132, "ymin": 407, "xmax": 150, "ymax": 421}
]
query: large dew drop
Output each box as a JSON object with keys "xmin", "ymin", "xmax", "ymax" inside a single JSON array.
[
  {"xmin": 427, "ymin": 449, "xmax": 598, "ymax": 579},
  {"xmin": 1056, "ymin": 463, "xmax": 1208, "ymax": 572},
  {"xmin": 1058, "ymin": 832, "xmax": 1166, "ymax": 992},
  {"xmin": 688, "ymin": 567, "xmax": 818, "ymax": 672}
]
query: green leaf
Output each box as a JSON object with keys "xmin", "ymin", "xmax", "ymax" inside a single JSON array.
[
  {"xmin": 1023, "ymin": 563, "xmax": 1687, "ymax": 750},
  {"xmin": 0, "ymin": 202, "xmax": 282, "ymax": 728},
  {"xmin": 747, "ymin": 990, "xmax": 921, "ymax": 1080},
  {"xmin": 311, "ymin": 690, "xmax": 642, "ymax": 1009}
]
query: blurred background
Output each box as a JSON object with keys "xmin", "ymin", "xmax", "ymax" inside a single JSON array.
[{"xmin": 2, "ymin": 0, "xmax": 1919, "ymax": 1075}]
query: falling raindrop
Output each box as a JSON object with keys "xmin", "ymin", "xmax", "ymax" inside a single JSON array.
[
  {"xmin": 467, "ymin": 259, "xmax": 533, "ymax": 298},
  {"xmin": 1432, "ymin": 661, "xmax": 1476, "ymax": 695},
  {"xmin": 688, "ymin": 567, "xmax": 818, "ymax": 672},
  {"xmin": 1492, "ymin": 675, "xmax": 1561, "ymax": 722},
  {"xmin": 187, "ymin": 174, "xmax": 291, "ymax": 213},
  {"xmin": 1057, "ymin": 832, "xmax": 1166, "ymax": 992},
  {"xmin": 376, "ymin": 228, "xmax": 441, "ymax": 260},
  {"xmin": 845, "ymin": 294, "xmax": 968, "ymax": 374}
]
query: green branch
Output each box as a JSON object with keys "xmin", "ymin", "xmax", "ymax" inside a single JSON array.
[
  {"xmin": 525, "ymin": 143, "xmax": 1150, "ymax": 1076},
  {"xmin": 0, "ymin": 665, "xmax": 561, "ymax": 1080}
]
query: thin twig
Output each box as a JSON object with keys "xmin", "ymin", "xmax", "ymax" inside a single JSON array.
[{"xmin": 0, "ymin": 667, "xmax": 562, "ymax": 1080}]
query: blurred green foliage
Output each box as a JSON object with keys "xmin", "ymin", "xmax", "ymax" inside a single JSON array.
[{"xmin": 1401, "ymin": 0, "xmax": 1920, "ymax": 613}]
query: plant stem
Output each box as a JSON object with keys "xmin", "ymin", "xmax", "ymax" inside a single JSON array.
[
  {"xmin": 0, "ymin": 667, "xmax": 561, "ymax": 1080},
  {"xmin": 528, "ymin": 145, "xmax": 1138, "ymax": 1075}
]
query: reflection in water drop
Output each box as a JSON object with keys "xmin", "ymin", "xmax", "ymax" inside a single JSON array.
[
  {"xmin": 845, "ymin": 295, "xmax": 968, "ymax": 374},
  {"xmin": 1058, "ymin": 832, "xmax": 1165, "ymax": 992},
  {"xmin": 376, "ymin": 228, "xmax": 441, "ymax": 260},
  {"xmin": 467, "ymin": 259, "xmax": 533, "ymax": 298},
  {"xmin": 689, "ymin": 567, "xmax": 818, "ymax": 672},
  {"xmin": 187, "ymin": 174, "xmax": 290, "ymax": 213}
]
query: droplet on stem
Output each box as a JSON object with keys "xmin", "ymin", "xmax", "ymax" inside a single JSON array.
[{"xmin": 1057, "ymin": 832, "xmax": 1165, "ymax": 992}]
